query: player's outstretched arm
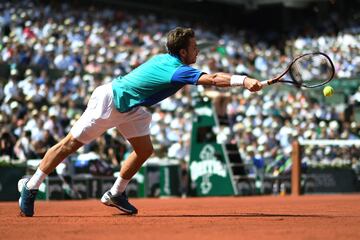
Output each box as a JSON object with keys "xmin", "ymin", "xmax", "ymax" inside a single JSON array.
[{"xmin": 197, "ymin": 72, "xmax": 262, "ymax": 92}]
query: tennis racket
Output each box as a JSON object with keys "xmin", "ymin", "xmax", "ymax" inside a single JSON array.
[{"xmin": 261, "ymin": 52, "xmax": 335, "ymax": 88}]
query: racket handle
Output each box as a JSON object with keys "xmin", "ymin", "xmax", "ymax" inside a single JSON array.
[
  {"xmin": 260, "ymin": 80, "xmax": 270, "ymax": 87},
  {"xmin": 261, "ymin": 78, "xmax": 279, "ymax": 87}
]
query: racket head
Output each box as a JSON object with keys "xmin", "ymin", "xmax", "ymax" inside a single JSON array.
[{"xmin": 289, "ymin": 52, "xmax": 335, "ymax": 88}]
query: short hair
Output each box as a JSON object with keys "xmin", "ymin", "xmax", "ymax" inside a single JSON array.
[{"xmin": 166, "ymin": 27, "xmax": 195, "ymax": 56}]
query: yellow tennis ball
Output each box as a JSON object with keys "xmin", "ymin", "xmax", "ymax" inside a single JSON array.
[{"xmin": 323, "ymin": 86, "xmax": 334, "ymax": 97}]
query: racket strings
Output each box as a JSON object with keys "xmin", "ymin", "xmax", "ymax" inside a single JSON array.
[{"xmin": 290, "ymin": 54, "xmax": 334, "ymax": 87}]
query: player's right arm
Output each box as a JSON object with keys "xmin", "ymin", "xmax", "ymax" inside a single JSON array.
[{"xmin": 197, "ymin": 72, "xmax": 262, "ymax": 92}]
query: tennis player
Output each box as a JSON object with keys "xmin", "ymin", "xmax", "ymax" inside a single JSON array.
[{"xmin": 18, "ymin": 27, "xmax": 262, "ymax": 216}]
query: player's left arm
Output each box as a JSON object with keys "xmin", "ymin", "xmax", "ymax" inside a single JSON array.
[{"xmin": 197, "ymin": 72, "xmax": 262, "ymax": 92}]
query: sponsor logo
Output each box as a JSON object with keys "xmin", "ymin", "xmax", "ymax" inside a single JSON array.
[
  {"xmin": 190, "ymin": 144, "xmax": 227, "ymax": 194},
  {"xmin": 194, "ymin": 106, "xmax": 213, "ymax": 117}
]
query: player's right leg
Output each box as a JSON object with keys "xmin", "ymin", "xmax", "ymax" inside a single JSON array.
[
  {"xmin": 101, "ymin": 108, "xmax": 153, "ymax": 215},
  {"xmin": 101, "ymin": 134, "xmax": 153, "ymax": 214}
]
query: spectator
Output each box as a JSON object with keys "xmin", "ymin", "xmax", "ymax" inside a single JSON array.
[{"xmin": 14, "ymin": 130, "xmax": 38, "ymax": 161}]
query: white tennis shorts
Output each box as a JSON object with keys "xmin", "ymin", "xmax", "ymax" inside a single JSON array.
[{"xmin": 70, "ymin": 83, "xmax": 152, "ymax": 144}]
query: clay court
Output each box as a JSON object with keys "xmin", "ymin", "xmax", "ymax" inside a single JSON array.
[{"xmin": 1, "ymin": 194, "xmax": 360, "ymax": 240}]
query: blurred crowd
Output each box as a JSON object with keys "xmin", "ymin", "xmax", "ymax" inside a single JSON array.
[{"xmin": 0, "ymin": 0, "xmax": 359, "ymax": 177}]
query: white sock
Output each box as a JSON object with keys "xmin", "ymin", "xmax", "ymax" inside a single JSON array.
[
  {"xmin": 110, "ymin": 176, "xmax": 130, "ymax": 196},
  {"xmin": 26, "ymin": 168, "xmax": 47, "ymax": 190}
]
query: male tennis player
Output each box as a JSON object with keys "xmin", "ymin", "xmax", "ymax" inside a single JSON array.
[{"xmin": 18, "ymin": 27, "xmax": 262, "ymax": 216}]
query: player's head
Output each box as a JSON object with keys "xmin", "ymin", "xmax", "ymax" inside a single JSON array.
[{"xmin": 166, "ymin": 27, "xmax": 199, "ymax": 65}]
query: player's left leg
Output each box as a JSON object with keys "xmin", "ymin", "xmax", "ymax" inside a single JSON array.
[
  {"xmin": 18, "ymin": 133, "xmax": 83, "ymax": 217},
  {"xmin": 119, "ymin": 135, "xmax": 154, "ymax": 179},
  {"xmin": 18, "ymin": 83, "xmax": 113, "ymax": 217}
]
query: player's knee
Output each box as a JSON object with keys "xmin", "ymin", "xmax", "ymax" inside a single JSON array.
[
  {"xmin": 145, "ymin": 146, "xmax": 154, "ymax": 158},
  {"xmin": 58, "ymin": 136, "xmax": 82, "ymax": 155},
  {"xmin": 141, "ymin": 145, "xmax": 154, "ymax": 159},
  {"xmin": 57, "ymin": 142, "xmax": 72, "ymax": 155}
]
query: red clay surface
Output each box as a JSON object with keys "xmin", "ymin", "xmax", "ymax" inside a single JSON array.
[{"xmin": 1, "ymin": 194, "xmax": 360, "ymax": 240}]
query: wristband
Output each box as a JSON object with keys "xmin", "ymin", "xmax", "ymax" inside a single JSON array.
[{"xmin": 230, "ymin": 75, "xmax": 247, "ymax": 86}]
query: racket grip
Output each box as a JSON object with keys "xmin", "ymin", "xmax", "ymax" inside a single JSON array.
[
  {"xmin": 260, "ymin": 80, "xmax": 270, "ymax": 87},
  {"xmin": 261, "ymin": 78, "xmax": 279, "ymax": 87}
]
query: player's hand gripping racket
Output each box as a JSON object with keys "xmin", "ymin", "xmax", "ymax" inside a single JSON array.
[{"xmin": 261, "ymin": 52, "xmax": 335, "ymax": 88}]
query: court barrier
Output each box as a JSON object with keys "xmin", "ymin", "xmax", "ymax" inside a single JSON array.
[
  {"xmin": 0, "ymin": 157, "xmax": 183, "ymax": 201},
  {"xmin": 302, "ymin": 168, "xmax": 358, "ymax": 194},
  {"xmin": 0, "ymin": 163, "xmax": 359, "ymax": 201},
  {"xmin": 291, "ymin": 139, "xmax": 360, "ymax": 195},
  {"xmin": 0, "ymin": 165, "xmax": 26, "ymax": 201}
]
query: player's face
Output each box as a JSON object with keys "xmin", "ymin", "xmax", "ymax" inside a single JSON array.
[{"xmin": 183, "ymin": 38, "xmax": 199, "ymax": 65}]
